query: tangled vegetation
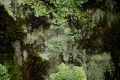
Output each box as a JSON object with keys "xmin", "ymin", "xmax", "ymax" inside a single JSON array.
[{"xmin": 0, "ymin": 0, "xmax": 120, "ymax": 80}]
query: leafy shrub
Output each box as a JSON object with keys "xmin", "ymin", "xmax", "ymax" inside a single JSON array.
[
  {"xmin": 50, "ymin": 63, "xmax": 87, "ymax": 80},
  {"xmin": 0, "ymin": 64, "xmax": 10, "ymax": 80}
]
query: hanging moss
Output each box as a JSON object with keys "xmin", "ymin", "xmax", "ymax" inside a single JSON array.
[
  {"xmin": 0, "ymin": 5, "xmax": 26, "ymax": 41},
  {"xmin": 101, "ymin": 14, "xmax": 120, "ymax": 79},
  {"xmin": 0, "ymin": 5, "xmax": 26, "ymax": 63},
  {"xmin": 26, "ymin": 51, "xmax": 50, "ymax": 80},
  {"xmin": 102, "ymin": 15, "xmax": 120, "ymax": 51},
  {"xmin": 0, "ymin": 4, "xmax": 25, "ymax": 80}
]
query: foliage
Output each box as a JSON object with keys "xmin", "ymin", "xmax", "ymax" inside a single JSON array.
[
  {"xmin": 1, "ymin": 0, "xmax": 120, "ymax": 80},
  {"xmin": 0, "ymin": 5, "xmax": 25, "ymax": 64},
  {"xmin": 44, "ymin": 29, "xmax": 74, "ymax": 63},
  {"xmin": 44, "ymin": 25, "xmax": 88, "ymax": 64},
  {"xmin": 0, "ymin": 64, "xmax": 10, "ymax": 80},
  {"xmin": 86, "ymin": 61, "xmax": 105, "ymax": 80},
  {"xmin": 102, "ymin": 15, "xmax": 120, "ymax": 51},
  {"xmin": 85, "ymin": 52, "xmax": 112, "ymax": 80},
  {"xmin": 0, "ymin": 5, "xmax": 14, "ymax": 63},
  {"xmin": 27, "ymin": 51, "xmax": 50, "ymax": 80},
  {"xmin": 101, "ymin": 14, "xmax": 120, "ymax": 79},
  {"xmin": 18, "ymin": 0, "xmax": 89, "ymax": 25},
  {"xmin": 3, "ymin": 55, "xmax": 21, "ymax": 80},
  {"xmin": 46, "ymin": 35, "xmax": 69, "ymax": 53},
  {"xmin": 0, "ymin": 5, "xmax": 24, "ymax": 80},
  {"xmin": 19, "ymin": 0, "xmax": 53, "ymax": 16},
  {"xmin": 50, "ymin": 63, "xmax": 87, "ymax": 80}
]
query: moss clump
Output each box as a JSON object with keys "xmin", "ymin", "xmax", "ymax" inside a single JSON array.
[{"xmin": 26, "ymin": 51, "xmax": 50, "ymax": 80}]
